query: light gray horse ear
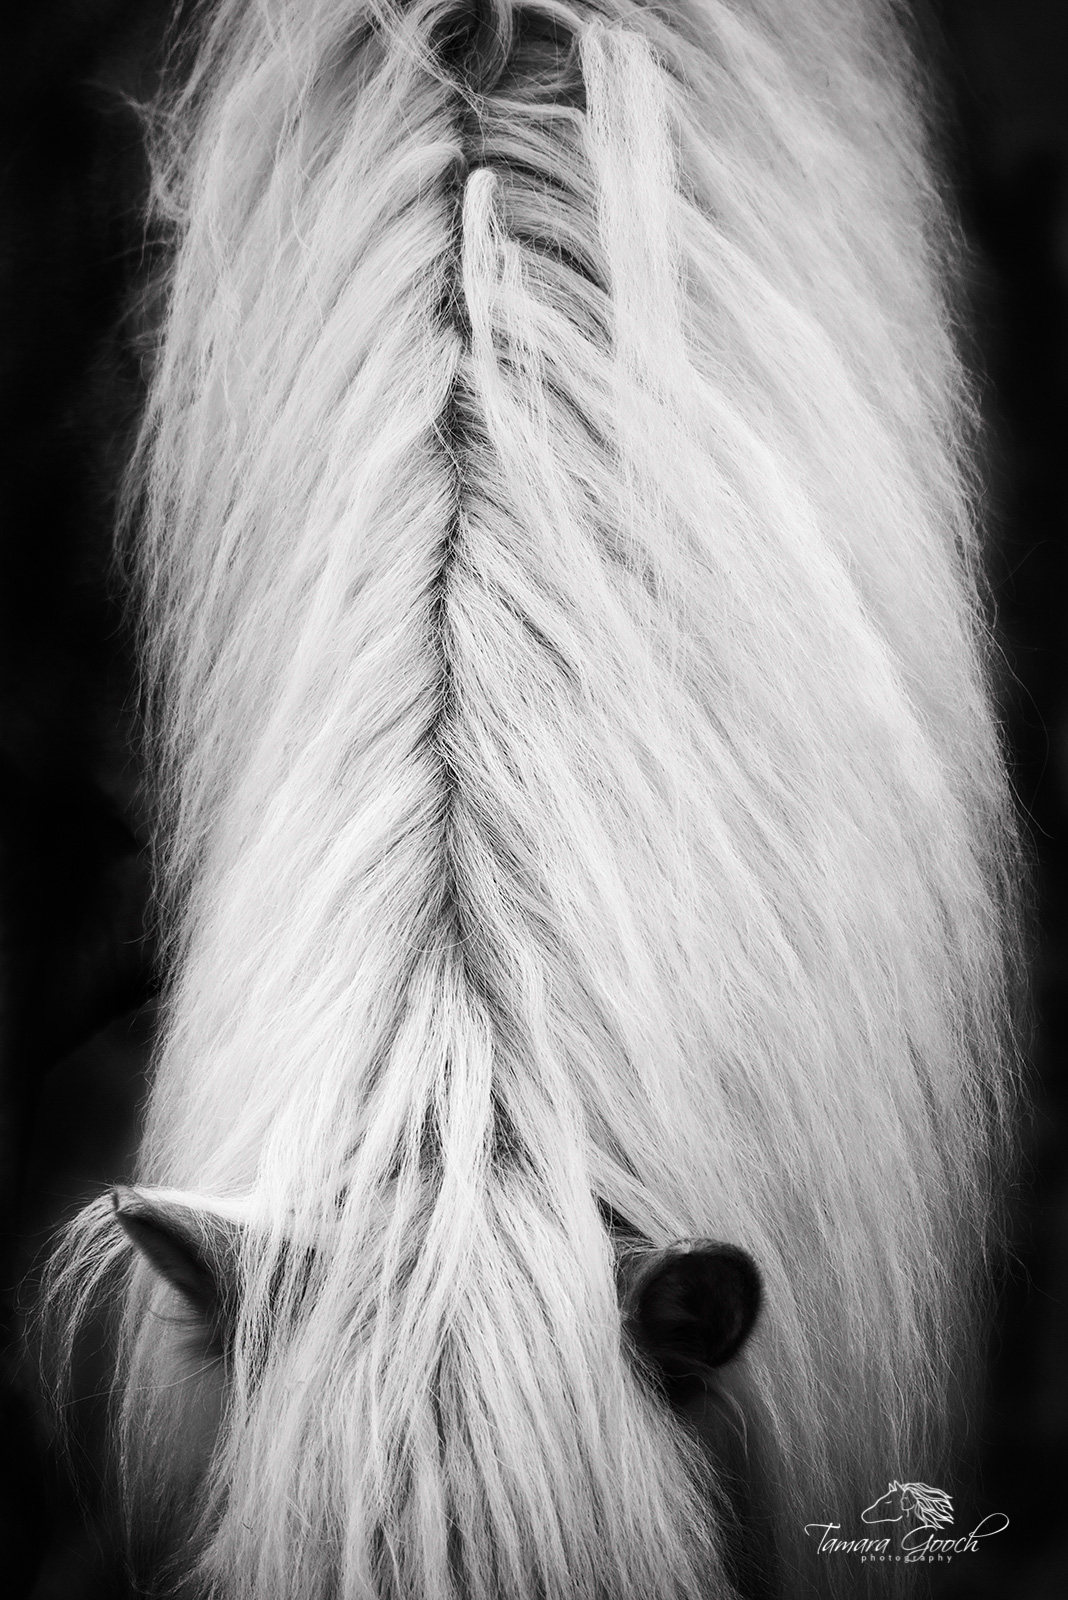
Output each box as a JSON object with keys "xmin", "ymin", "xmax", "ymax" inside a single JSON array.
[
  {"xmin": 622, "ymin": 1240, "xmax": 761, "ymax": 1392},
  {"xmin": 112, "ymin": 1187, "xmax": 243, "ymax": 1332}
]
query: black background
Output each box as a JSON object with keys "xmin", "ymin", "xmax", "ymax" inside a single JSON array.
[
  {"xmin": 1, "ymin": 2, "xmax": 1065, "ymax": 1594},
  {"xmin": 931, "ymin": 3, "xmax": 1068, "ymax": 1594}
]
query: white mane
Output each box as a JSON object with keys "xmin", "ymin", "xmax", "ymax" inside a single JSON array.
[
  {"xmin": 902, "ymin": 1482, "xmax": 957, "ymax": 1530},
  {"xmin": 46, "ymin": 1, "xmax": 1019, "ymax": 1596}
]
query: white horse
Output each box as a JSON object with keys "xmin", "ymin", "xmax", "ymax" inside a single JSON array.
[
  {"xmin": 862, "ymin": 1482, "xmax": 956, "ymax": 1532},
  {"xmin": 45, "ymin": 1, "xmax": 1019, "ymax": 1596}
]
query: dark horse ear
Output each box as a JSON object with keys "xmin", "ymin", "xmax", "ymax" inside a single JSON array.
[
  {"xmin": 112, "ymin": 1187, "xmax": 243, "ymax": 1337},
  {"xmin": 620, "ymin": 1239, "xmax": 761, "ymax": 1395}
]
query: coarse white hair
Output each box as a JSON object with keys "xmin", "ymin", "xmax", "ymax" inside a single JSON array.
[{"xmin": 45, "ymin": 0, "xmax": 1020, "ymax": 1596}]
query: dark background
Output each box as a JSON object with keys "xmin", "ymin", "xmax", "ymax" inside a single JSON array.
[
  {"xmin": 0, "ymin": 1, "xmax": 1065, "ymax": 1595},
  {"xmin": 932, "ymin": 3, "xmax": 1068, "ymax": 1594}
]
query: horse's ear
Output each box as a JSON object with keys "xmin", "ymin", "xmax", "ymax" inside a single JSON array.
[
  {"xmin": 621, "ymin": 1240, "xmax": 761, "ymax": 1393},
  {"xmin": 112, "ymin": 1187, "xmax": 243, "ymax": 1333}
]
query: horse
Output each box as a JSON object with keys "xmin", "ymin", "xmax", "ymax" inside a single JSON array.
[
  {"xmin": 40, "ymin": 0, "xmax": 1021, "ymax": 1596},
  {"xmin": 861, "ymin": 1483, "xmax": 956, "ymax": 1533}
]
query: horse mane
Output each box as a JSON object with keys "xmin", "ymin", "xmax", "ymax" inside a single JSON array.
[
  {"xmin": 901, "ymin": 1482, "xmax": 956, "ymax": 1530},
  {"xmin": 44, "ymin": 1, "xmax": 1019, "ymax": 1595}
]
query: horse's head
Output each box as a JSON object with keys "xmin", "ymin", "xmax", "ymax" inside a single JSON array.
[
  {"xmin": 29, "ymin": 0, "xmax": 1018, "ymax": 1591},
  {"xmin": 111, "ymin": 1187, "xmax": 762, "ymax": 1533},
  {"xmin": 861, "ymin": 1481, "xmax": 955, "ymax": 1532},
  {"xmin": 861, "ymin": 1482, "xmax": 906, "ymax": 1524}
]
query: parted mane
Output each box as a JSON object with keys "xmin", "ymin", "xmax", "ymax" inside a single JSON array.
[{"xmin": 45, "ymin": 2, "xmax": 1019, "ymax": 1597}]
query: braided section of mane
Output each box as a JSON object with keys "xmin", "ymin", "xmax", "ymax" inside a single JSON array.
[{"xmin": 46, "ymin": 2, "xmax": 1019, "ymax": 1596}]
